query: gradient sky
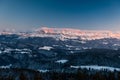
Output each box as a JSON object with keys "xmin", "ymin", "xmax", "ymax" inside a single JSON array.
[{"xmin": 0, "ymin": 0, "xmax": 120, "ymax": 31}]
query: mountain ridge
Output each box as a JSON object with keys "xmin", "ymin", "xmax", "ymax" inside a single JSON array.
[
  {"xmin": 29, "ymin": 27, "xmax": 120, "ymax": 40},
  {"xmin": 1, "ymin": 27, "xmax": 120, "ymax": 40}
]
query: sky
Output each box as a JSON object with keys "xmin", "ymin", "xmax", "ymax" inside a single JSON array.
[{"xmin": 0, "ymin": 0, "xmax": 120, "ymax": 31}]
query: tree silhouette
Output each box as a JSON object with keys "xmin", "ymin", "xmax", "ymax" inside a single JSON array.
[{"xmin": 19, "ymin": 72, "xmax": 28, "ymax": 80}]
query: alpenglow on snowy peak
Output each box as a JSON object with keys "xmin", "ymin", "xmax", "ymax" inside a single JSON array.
[
  {"xmin": 1, "ymin": 27, "xmax": 120, "ymax": 40},
  {"xmin": 28, "ymin": 27, "xmax": 120, "ymax": 40}
]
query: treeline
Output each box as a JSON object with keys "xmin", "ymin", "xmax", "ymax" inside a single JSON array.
[
  {"xmin": 43, "ymin": 68, "xmax": 120, "ymax": 80},
  {"xmin": 0, "ymin": 68, "xmax": 120, "ymax": 80},
  {"xmin": 0, "ymin": 68, "xmax": 42, "ymax": 80}
]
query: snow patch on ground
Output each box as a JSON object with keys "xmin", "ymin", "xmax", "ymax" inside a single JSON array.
[
  {"xmin": 82, "ymin": 47, "xmax": 92, "ymax": 50},
  {"xmin": 79, "ymin": 41, "xmax": 86, "ymax": 44},
  {"xmin": 118, "ymin": 56, "xmax": 120, "ymax": 58},
  {"xmin": 39, "ymin": 46, "xmax": 53, "ymax": 50},
  {"xmin": 70, "ymin": 65, "xmax": 120, "ymax": 71},
  {"xmin": 38, "ymin": 70, "xmax": 49, "ymax": 73},
  {"xmin": 113, "ymin": 44, "xmax": 120, "ymax": 46},
  {"xmin": 53, "ymin": 45, "xmax": 59, "ymax": 47},
  {"xmin": 0, "ymin": 51, "xmax": 2, "ymax": 54},
  {"xmin": 65, "ymin": 45, "xmax": 74, "ymax": 48},
  {"xmin": 3, "ymin": 48, "xmax": 32, "ymax": 54},
  {"xmin": 102, "ymin": 42, "xmax": 108, "ymax": 45},
  {"xmin": 0, "ymin": 64, "xmax": 12, "ymax": 69},
  {"xmin": 56, "ymin": 59, "xmax": 68, "ymax": 64}
]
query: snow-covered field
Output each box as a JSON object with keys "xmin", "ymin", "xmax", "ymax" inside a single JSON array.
[
  {"xmin": 39, "ymin": 46, "xmax": 53, "ymax": 50},
  {"xmin": 56, "ymin": 59, "xmax": 68, "ymax": 64},
  {"xmin": 0, "ymin": 64, "xmax": 12, "ymax": 69},
  {"xmin": 38, "ymin": 70, "xmax": 49, "ymax": 73},
  {"xmin": 70, "ymin": 65, "xmax": 120, "ymax": 71}
]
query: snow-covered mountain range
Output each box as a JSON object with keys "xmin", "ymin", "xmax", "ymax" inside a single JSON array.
[
  {"xmin": 1, "ymin": 27, "xmax": 120, "ymax": 40},
  {"xmin": 17, "ymin": 27, "xmax": 120, "ymax": 40}
]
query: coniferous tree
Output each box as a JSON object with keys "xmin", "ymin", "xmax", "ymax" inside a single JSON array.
[
  {"xmin": 19, "ymin": 72, "xmax": 28, "ymax": 80},
  {"xmin": 34, "ymin": 73, "xmax": 43, "ymax": 80}
]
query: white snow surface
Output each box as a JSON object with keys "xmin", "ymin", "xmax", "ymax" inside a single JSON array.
[
  {"xmin": 0, "ymin": 64, "xmax": 12, "ymax": 69},
  {"xmin": 102, "ymin": 42, "xmax": 108, "ymax": 45},
  {"xmin": 38, "ymin": 70, "xmax": 49, "ymax": 73},
  {"xmin": 39, "ymin": 46, "xmax": 53, "ymax": 50},
  {"xmin": 56, "ymin": 59, "xmax": 68, "ymax": 64},
  {"xmin": 70, "ymin": 65, "xmax": 120, "ymax": 71},
  {"xmin": 0, "ymin": 51, "xmax": 2, "ymax": 54},
  {"xmin": 113, "ymin": 44, "xmax": 120, "ymax": 46}
]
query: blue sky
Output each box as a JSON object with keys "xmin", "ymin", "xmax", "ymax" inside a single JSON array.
[{"xmin": 0, "ymin": 0, "xmax": 120, "ymax": 31}]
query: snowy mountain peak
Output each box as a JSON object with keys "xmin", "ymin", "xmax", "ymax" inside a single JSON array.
[{"xmin": 33, "ymin": 27, "xmax": 120, "ymax": 40}]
